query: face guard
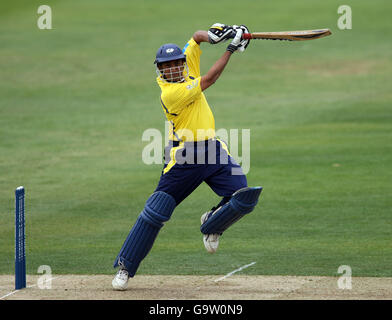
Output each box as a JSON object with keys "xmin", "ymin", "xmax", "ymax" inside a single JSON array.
[
  {"xmin": 156, "ymin": 60, "xmax": 189, "ymax": 83},
  {"xmin": 154, "ymin": 43, "xmax": 189, "ymax": 83}
]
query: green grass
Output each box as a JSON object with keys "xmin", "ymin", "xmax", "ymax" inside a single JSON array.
[{"xmin": 0, "ymin": 0, "xmax": 391, "ymax": 277}]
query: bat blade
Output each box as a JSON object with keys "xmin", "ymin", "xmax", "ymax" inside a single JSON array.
[{"xmin": 243, "ymin": 29, "xmax": 332, "ymax": 41}]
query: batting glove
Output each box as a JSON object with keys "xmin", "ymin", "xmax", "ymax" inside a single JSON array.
[
  {"xmin": 226, "ymin": 28, "xmax": 243, "ymax": 53},
  {"xmin": 208, "ymin": 23, "xmax": 234, "ymax": 44},
  {"xmin": 236, "ymin": 24, "xmax": 251, "ymax": 52},
  {"xmin": 230, "ymin": 25, "xmax": 251, "ymax": 52}
]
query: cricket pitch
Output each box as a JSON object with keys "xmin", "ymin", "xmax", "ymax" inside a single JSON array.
[{"xmin": 1, "ymin": 275, "xmax": 391, "ymax": 300}]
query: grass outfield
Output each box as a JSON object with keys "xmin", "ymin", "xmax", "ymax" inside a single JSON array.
[{"xmin": 0, "ymin": 0, "xmax": 391, "ymax": 277}]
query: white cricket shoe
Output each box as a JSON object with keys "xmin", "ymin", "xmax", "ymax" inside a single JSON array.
[
  {"xmin": 201, "ymin": 211, "xmax": 220, "ymax": 254},
  {"xmin": 112, "ymin": 268, "xmax": 129, "ymax": 291}
]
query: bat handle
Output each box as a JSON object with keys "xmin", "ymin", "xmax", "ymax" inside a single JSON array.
[{"xmin": 228, "ymin": 30, "xmax": 252, "ymax": 40}]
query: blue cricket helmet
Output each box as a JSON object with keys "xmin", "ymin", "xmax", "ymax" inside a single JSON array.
[{"xmin": 154, "ymin": 43, "xmax": 186, "ymax": 64}]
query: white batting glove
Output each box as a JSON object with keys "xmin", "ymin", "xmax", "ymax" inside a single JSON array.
[
  {"xmin": 233, "ymin": 25, "xmax": 251, "ymax": 52},
  {"xmin": 226, "ymin": 28, "xmax": 243, "ymax": 53},
  {"xmin": 238, "ymin": 25, "xmax": 250, "ymax": 52}
]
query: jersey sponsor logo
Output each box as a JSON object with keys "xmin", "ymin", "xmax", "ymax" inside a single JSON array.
[{"xmin": 186, "ymin": 79, "xmax": 199, "ymax": 90}]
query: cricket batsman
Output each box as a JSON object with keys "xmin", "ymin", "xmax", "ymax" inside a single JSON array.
[{"xmin": 112, "ymin": 23, "xmax": 263, "ymax": 290}]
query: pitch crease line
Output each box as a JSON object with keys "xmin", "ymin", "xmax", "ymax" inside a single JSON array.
[
  {"xmin": 0, "ymin": 276, "xmax": 60, "ymax": 300},
  {"xmin": 214, "ymin": 262, "xmax": 256, "ymax": 282}
]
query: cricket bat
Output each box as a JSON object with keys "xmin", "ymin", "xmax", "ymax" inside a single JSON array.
[{"xmin": 236, "ymin": 28, "xmax": 332, "ymax": 41}]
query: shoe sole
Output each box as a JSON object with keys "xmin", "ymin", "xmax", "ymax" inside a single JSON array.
[
  {"xmin": 203, "ymin": 234, "xmax": 218, "ymax": 253},
  {"xmin": 201, "ymin": 212, "xmax": 219, "ymax": 253}
]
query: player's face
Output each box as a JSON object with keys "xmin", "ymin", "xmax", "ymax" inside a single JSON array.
[{"xmin": 158, "ymin": 59, "xmax": 185, "ymax": 83}]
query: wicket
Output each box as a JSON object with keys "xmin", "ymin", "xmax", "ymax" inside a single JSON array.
[{"xmin": 15, "ymin": 186, "xmax": 26, "ymax": 290}]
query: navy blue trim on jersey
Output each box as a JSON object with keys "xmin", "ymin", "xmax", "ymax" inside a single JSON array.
[
  {"xmin": 182, "ymin": 43, "xmax": 189, "ymax": 53},
  {"xmin": 169, "ymin": 121, "xmax": 182, "ymax": 142},
  {"xmin": 160, "ymin": 97, "xmax": 178, "ymax": 116}
]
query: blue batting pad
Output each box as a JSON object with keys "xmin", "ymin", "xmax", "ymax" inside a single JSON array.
[
  {"xmin": 113, "ymin": 191, "xmax": 176, "ymax": 276},
  {"xmin": 200, "ymin": 187, "xmax": 262, "ymax": 235}
]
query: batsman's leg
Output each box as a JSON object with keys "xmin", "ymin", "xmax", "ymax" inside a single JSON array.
[
  {"xmin": 112, "ymin": 191, "xmax": 176, "ymax": 290},
  {"xmin": 200, "ymin": 187, "xmax": 262, "ymax": 253},
  {"xmin": 200, "ymin": 196, "xmax": 230, "ymax": 253}
]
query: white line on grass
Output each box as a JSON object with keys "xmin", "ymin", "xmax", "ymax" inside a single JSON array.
[
  {"xmin": 214, "ymin": 262, "xmax": 256, "ymax": 282},
  {"xmin": 0, "ymin": 276, "xmax": 60, "ymax": 300}
]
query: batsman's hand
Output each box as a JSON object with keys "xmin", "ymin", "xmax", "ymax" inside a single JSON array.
[
  {"xmin": 235, "ymin": 24, "xmax": 251, "ymax": 52},
  {"xmin": 208, "ymin": 23, "xmax": 234, "ymax": 44},
  {"xmin": 238, "ymin": 24, "xmax": 250, "ymax": 52},
  {"xmin": 226, "ymin": 27, "xmax": 243, "ymax": 53}
]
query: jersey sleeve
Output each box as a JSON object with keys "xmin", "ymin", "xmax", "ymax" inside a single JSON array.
[
  {"xmin": 161, "ymin": 77, "xmax": 202, "ymax": 114},
  {"xmin": 182, "ymin": 38, "xmax": 201, "ymax": 77}
]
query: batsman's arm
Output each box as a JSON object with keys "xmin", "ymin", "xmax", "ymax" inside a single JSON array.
[
  {"xmin": 192, "ymin": 30, "xmax": 233, "ymax": 91},
  {"xmin": 192, "ymin": 30, "xmax": 209, "ymax": 44},
  {"xmin": 200, "ymin": 51, "xmax": 232, "ymax": 91}
]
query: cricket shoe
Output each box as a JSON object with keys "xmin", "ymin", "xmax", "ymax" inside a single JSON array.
[
  {"xmin": 201, "ymin": 210, "xmax": 221, "ymax": 254},
  {"xmin": 112, "ymin": 267, "xmax": 129, "ymax": 291}
]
